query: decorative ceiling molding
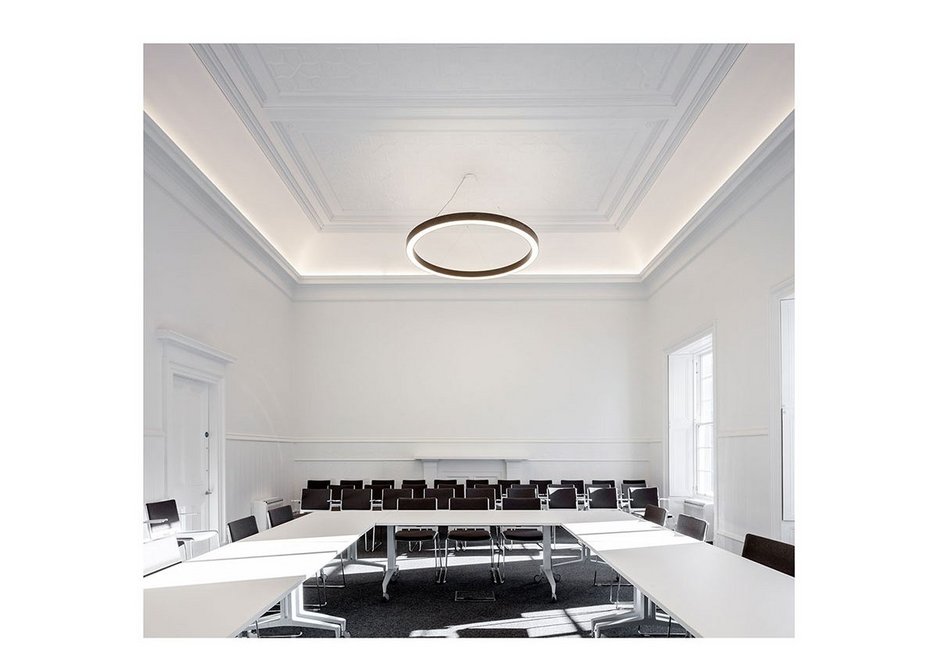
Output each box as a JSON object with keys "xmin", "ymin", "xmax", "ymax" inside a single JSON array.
[
  {"xmin": 144, "ymin": 111, "xmax": 794, "ymax": 303},
  {"xmin": 192, "ymin": 44, "xmax": 743, "ymax": 234}
]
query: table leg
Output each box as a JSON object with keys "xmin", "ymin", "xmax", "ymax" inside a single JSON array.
[
  {"xmin": 539, "ymin": 524, "xmax": 558, "ymax": 602},
  {"xmin": 345, "ymin": 532, "xmax": 387, "ymax": 573},
  {"xmin": 254, "ymin": 586, "xmax": 348, "ymax": 637},
  {"xmin": 381, "ymin": 524, "xmax": 398, "ymax": 600},
  {"xmin": 591, "ymin": 587, "xmax": 646, "ymax": 637}
]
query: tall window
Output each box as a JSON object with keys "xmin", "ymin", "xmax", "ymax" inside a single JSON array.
[
  {"xmin": 694, "ymin": 350, "xmax": 714, "ymax": 497},
  {"xmin": 668, "ymin": 333, "xmax": 713, "ymax": 500}
]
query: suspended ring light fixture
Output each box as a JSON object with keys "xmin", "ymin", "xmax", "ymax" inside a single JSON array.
[{"xmin": 405, "ymin": 212, "xmax": 539, "ymax": 280}]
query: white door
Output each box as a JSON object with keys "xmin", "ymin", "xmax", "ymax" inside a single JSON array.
[
  {"xmin": 167, "ymin": 375, "xmax": 211, "ymax": 531},
  {"xmin": 780, "ymin": 298, "xmax": 795, "ymax": 542}
]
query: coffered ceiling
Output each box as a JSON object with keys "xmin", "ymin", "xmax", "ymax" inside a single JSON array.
[{"xmin": 144, "ymin": 43, "xmax": 794, "ymax": 279}]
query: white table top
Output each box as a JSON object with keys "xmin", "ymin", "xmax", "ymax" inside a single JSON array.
[
  {"xmin": 142, "ymin": 550, "xmax": 338, "ymax": 589},
  {"xmin": 596, "ymin": 540, "xmax": 794, "ymax": 637},
  {"xmin": 143, "ymin": 575, "xmax": 303, "ymax": 638}
]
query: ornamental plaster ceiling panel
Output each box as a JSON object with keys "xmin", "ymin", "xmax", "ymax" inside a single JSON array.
[{"xmin": 143, "ymin": 44, "xmax": 794, "ymax": 279}]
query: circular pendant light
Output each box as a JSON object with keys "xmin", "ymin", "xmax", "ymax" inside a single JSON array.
[{"xmin": 406, "ymin": 211, "xmax": 539, "ymax": 280}]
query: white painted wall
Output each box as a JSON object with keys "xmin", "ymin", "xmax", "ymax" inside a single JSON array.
[
  {"xmin": 144, "ymin": 167, "xmax": 296, "ymax": 523},
  {"xmin": 647, "ymin": 142, "xmax": 794, "ymax": 552},
  {"xmin": 288, "ymin": 297, "xmax": 658, "ymax": 492}
]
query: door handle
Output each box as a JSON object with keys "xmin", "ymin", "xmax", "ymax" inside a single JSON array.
[{"xmin": 204, "ymin": 489, "xmax": 213, "ymax": 495}]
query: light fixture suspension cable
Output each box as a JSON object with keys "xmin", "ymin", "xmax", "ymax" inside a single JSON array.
[{"xmin": 433, "ymin": 173, "xmax": 476, "ymax": 217}]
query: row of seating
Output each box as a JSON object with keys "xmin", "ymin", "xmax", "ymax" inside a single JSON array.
[{"xmin": 305, "ymin": 478, "xmax": 647, "ymax": 498}]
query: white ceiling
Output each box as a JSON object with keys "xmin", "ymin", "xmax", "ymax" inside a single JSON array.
[{"xmin": 144, "ymin": 43, "xmax": 793, "ymax": 279}]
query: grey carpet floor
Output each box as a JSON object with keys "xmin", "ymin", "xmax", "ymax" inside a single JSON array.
[{"xmin": 257, "ymin": 529, "xmax": 688, "ymax": 638}]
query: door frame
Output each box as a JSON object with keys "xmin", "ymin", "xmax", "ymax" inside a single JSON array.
[
  {"xmin": 157, "ymin": 329, "xmax": 235, "ymax": 537},
  {"xmin": 768, "ymin": 278, "xmax": 795, "ymax": 541}
]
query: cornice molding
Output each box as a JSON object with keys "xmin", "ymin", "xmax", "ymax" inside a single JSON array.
[
  {"xmin": 143, "ymin": 111, "xmax": 794, "ymax": 303},
  {"xmin": 641, "ymin": 112, "xmax": 795, "ymax": 297},
  {"xmin": 227, "ymin": 433, "xmax": 661, "ymax": 445},
  {"xmin": 143, "ymin": 113, "xmax": 299, "ymax": 299}
]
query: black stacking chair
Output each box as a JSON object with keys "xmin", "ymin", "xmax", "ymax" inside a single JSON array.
[
  {"xmin": 382, "ymin": 487, "xmax": 414, "ymax": 510},
  {"xmin": 474, "ymin": 484, "xmax": 501, "ymax": 503},
  {"xmin": 394, "ymin": 497, "xmax": 442, "ymax": 580},
  {"xmin": 365, "ymin": 482, "xmax": 393, "ymax": 505},
  {"xmin": 371, "ymin": 479, "xmax": 395, "ymax": 488},
  {"xmin": 145, "ymin": 499, "xmax": 218, "ymax": 558},
  {"xmin": 547, "ymin": 485, "xmax": 577, "ymax": 509},
  {"xmin": 340, "ymin": 479, "xmax": 364, "ymax": 490},
  {"xmin": 433, "ymin": 479, "xmax": 457, "ymax": 487},
  {"xmin": 227, "ymin": 516, "xmax": 259, "ymax": 542},
  {"xmin": 465, "ymin": 479, "xmax": 490, "ymax": 488},
  {"xmin": 507, "ymin": 485, "xmax": 537, "ymax": 498},
  {"xmin": 560, "ymin": 479, "xmax": 585, "ymax": 495},
  {"xmin": 496, "ymin": 479, "xmax": 521, "ymax": 496},
  {"xmin": 628, "ymin": 487, "xmax": 659, "ymax": 516},
  {"xmin": 498, "ymin": 497, "xmax": 543, "ymax": 580},
  {"xmin": 437, "ymin": 482, "xmax": 465, "ymax": 498},
  {"xmin": 643, "ymin": 504, "xmax": 667, "ymax": 526},
  {"xmin": 425, "ymin": 487, "xmax": 454, "ymax": 510},
  {"xmin": 675, "ymin": 514, "xmax": 708, "ymax": 541},
  {"xmin": 591, "ymin": 479, "xmax": 616, "ymax": 488},
  {"xmin": 441, "ymin": 496, "xmax": 497, "ymax": 584},
  {"xmin": 301, "ymin": 487, "xmax": 331, "ymax": 511},
  {"xmin": 340, "ymin": 488, "xmax": 372, "ymax": 510},
  {"xmin": 401, "ymin": 481, "xmax": 427, "ymax": 498},
  {"xmin": 466, "ymin": 486, "xmax": 496, "ymax": 509},
  {"xmin": 587, "ymin": 487, "xmax": 618, "ymax": 509},
  {"xmin": 741, "ymin": 534, "xmax": 795, "ymax": 577},
  {"xmin": 268, "ymin": 504, "xmax": 294, "ymax": 528},
  {"xmin": 307, "ymin": 479, "xmax": 331, "ymax": 489}
]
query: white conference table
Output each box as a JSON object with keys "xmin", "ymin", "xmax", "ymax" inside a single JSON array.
[{"xmin": 563, "ymin": 517, "xmax": 795, "ymax": 637}]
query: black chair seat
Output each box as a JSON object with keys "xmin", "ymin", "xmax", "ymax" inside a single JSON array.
[
  {"xmin": 395, "ymin": 529, "xmax": 436, "ymax": 541},
  {"xmin": 447, "ymin": 528, "xmax": 491, "ymax": 542},
  {"xmin": 503, "ymin": 528, "xmax": 543, "ymax": 541}
]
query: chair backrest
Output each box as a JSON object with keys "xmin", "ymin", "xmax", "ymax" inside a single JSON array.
[
  {"xmin": 466, "ymin": 487, "xmax": 496, "ymax": 509},
  {"xmin": 741, "ymin": 534, "xmax": 795, "ymax": 577},
  {"xmin": 398, "ymin": 497, "xmax": 437, "ymax": 510},
  {"xmin": 306, "ymin": 479, "xmax": 330, "ymax": 489},
  {"xmin": 371, "ymin": 479, "xmax": 395, "ymax": 487},
  {"xmin": 301, "ymin": 487, "xmax": 330, "ymax": 510},
  {"xmin": 227, "ymin": 516, "xmax": 259, "ymax": 542},
  {"xmin": 588, "ymin": 487, "xmax": 618, "ymax": 509},
  {"xmin": 560, "ymin": 479, "xmax": 585, "ymax": 495},
  {"xmin": 547, "ymin": 486, "xmax": 578, "ymax": 509},
  {"xmin": 268, "ymin": 504, "xmax": 294, "ymax": 528},
  {"xmin": 474, "ymin": 484, "xmax": 501, "ymax": 500},
  {"xmin": 501, "ymin": 497, "xmax": 541, "ymax": 511},
  {"xmin": 497, "ymin": 479, "xmax": 521, "ymax": 495},
  {"xmin": 340, "ymin": 488, "xmax": 372, "ymax": 510},
  {"xmin": 591, "ymin": 479, "xmax": 616, "ymax": 488},
  {"xmin": 340, "ymin": 479, "xmax": 364, "ymax": 490},
  {"xmin": 437, "ymin": 483, "xmax": 465, "ymax": 498},
  {"xmin": 528, "ymin": 480, "xmax": 553, "ymax": 495},
  {"xmin": 675, "ymin": 514, "xmax": 707, "ymax": 541},
  {"xmin": 450, "ymin": 496, "xmax": 489, "ymax": 511},
  {"xmin": 146, "ymin": 499, "xmax": 182, "ymax": 537},
  {"xmin": 465, "ymin": 479, "xmax": 490, "ymax": 488},
  {"xmin": 329, "ymin": 484, "xmax": 353, "ymax": 501},
  {"xmin": 629, "ymin": 486, "xmax": 659, "ymax": 510},
  {"xmin": 401, "ymin": 481, "xmax": 427, "ymax": 498},
  {"xmin": 507, "ymin": 486, "xmax": 537, "ymax": 498},
  {"xmin": 382, "ymin": 487, "xmax": 414, "ymax": 510},
  {"xmin": 433, "ymin": 479, "xmax": 457, "ymax": 487},
  {"xmin": 585, "ymin": 484, "xmax": 609, "ymax": 498},
  {"xmin": 425, "ymin": 487, "xmax": 455, "ymax": 509},
  {"xmin": 643, "ymin": 504, "xmax": 667, "ymax": 526}
]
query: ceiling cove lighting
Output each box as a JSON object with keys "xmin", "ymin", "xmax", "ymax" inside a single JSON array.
[{"xmin": 405, "ymin": 212, "xmax": 539, "ymax": 280}]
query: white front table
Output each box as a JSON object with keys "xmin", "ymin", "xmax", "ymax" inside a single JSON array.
[{"xmin": 143, "ymin": 575, "xmax": 304, "ymax": 638}]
